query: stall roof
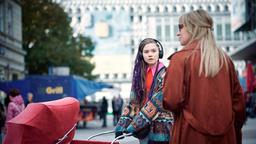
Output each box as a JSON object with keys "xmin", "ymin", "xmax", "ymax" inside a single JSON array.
[
  {"xmin": 0, "ymin": 75, "xmax": 113, "ymax": 102},
  {"xmin": 230, "ymin": 38, "xmax": 256, "ymax": 62}
]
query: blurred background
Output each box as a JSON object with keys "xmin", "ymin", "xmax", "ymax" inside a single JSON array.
[
  {"xmin": 1, "ymin": 0, "xmax": 256, "ymax": 102},
  {"xmin": 0, "ymin": 0, "xmax": 255, "ymax": 143}
]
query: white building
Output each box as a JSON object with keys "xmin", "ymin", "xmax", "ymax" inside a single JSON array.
[
  {"xmin": 57, "ymin": 0, "xmax": 246, "ymax": 99},
  {"xmin": 0, "ymin": 0, "xmax": 26, "ymax": 81}
]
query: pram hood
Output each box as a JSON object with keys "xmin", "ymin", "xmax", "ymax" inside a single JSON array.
[{"xmin": 4, "ymin": 97, "xmax": 80, "ymax": 144}]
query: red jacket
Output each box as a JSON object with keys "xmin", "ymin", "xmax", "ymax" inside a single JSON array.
[{"xmin": 163, "ymin": 41, "xmax": 246, "ymax": 144}]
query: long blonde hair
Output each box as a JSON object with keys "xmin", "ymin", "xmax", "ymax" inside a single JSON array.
[{"xmin": 180, "ymin": 9, "xmax": 228, "ymax": 77}]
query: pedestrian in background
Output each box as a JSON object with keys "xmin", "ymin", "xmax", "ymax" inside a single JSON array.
[
  {"xmin": 5, "ymin": 89, "xmax": 25, "ymax": 121},
  {"xmin": 112, "ymin": 95, "xmax": 124, "ymax": 126},
  {"xmin": 112, "ymin": 96, "xmax": 118, "ymax": 126},
  {"xmin": 4, "ymin": 89, "xmax": 25, "ymax": 136},
  {"xmin": 25, "ymin": 92, "xmax": 34, "ymax": 107},
  {"xmin": 115, "ymin": 38, "xmax": 173, "ymax": 144},
  {"xmin": 163, "ymin": 10, "xmax": 246, "ymax": 144},
  {"xmin": 0, "ymin": 101, "xmax": 5, "ymax": 144},
  {"xmin": 4, "ymin": 96, "xmax": 10, "ymax": 111},
  {"xmin": 100, "ymin": 96, "xmax": 108, "ymax": 128},
  {"xmin": 115, "ymin": 95, "xmax": 123, "ymax": 125}
]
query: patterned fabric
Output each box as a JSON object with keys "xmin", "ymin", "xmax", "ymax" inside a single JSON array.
[{"xmin": 115, "ymin": 64, "xmax": 174, "ymax": 143}]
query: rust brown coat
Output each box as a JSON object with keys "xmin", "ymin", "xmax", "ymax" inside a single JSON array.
[{"xmin": 163, "ymin": 41, "xmax": 246, "ymax": 144}]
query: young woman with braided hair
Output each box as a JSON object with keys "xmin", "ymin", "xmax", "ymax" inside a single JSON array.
[{"xmin": 115, "ymin": 38, "xmax": 173, "ymax": 144}]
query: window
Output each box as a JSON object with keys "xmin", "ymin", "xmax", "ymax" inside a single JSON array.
[
  {"xmin": 225, "ymin": 24, "xmax": 231, "ymax": 40},
  {"xmin": 131, "ymin": 47, "xmax": 135, "ymax": 55},
  {"xmin": 77, "ymin": 8, "xmax": 81, "ymax": 14},
  {"xmin": 7, "ymin": 3, "xmax": 13, "ymax": 36},
  {"xmin": 68, "ymin": 8, "xmax": 72, "ymax": 13},
  {"xmin": 122, "ymin": 73, "xmax": 127, "ymax": 79},
  {"xmin": 0, "ymin": 4, "xmax": 3, "ymax": 32},
  {"xmin": 215, "ymin": 5, "xmax": 220, "ymax": 12},
  {"xmin": 190, "ymin": 6, "xmax": 194, "ymax": 11},
  {"xmin": 207, "ymin": 5, "xmax": 211, "ymax": 12},
  {"xmin": 105, "ymin": 74, "xmax": 109, "ymax": 79},
  {"xmin": 138, "ymin": 6, "xmax": 142, "ymax": 11},
  {"xmin": 130, "ymin": 7, "xmax": 134, "ymax": 13},
  {"xmin": 224, "ymin": 5, "xmax": 229, "ymax": 12},
  {"xmin": 173, "ymin": 6, "xmax": 177, "ymax": 13},
  {"xmin": 130, "ymin": 16, "xmax": 134, "ymax": 22},
  {"xmin": 216, "ymin": 24, "xmax": 223, "ymax": 40},
  {"xmin": 181, "ymin": 6, "xmax": 185, "ymax": 12},
  {"xmin": 77, "ymin": 16, "xmax": 81, "ymax": 23},
  {"xmin": 225, "ymin": 46, "xmax": 230, "ymax": 53},
  {"xmin": 156, "ymin": 25, "xmax": 162, "ymax": 41},
  {"xmin": 156, "ymin": 6, "xmax": 160, "ymax": 12},
  {"xmin": 114, "ymin": 73, "xmax": 118, "ymax": 79},
  {"xmin": 12, "ymin": 74, "xmax": 18, "ymax": 80},
  {"xmin": 234, "ymin": 32, "xmax": 240, "ymax": 40},
  {"xmin": 131, "ymin": 39, "xmax": 134, "ymax": 45},
  {"xmin": 147, "ymin": 6, "xmax": 151, "ymax": 13},
  {"xmin": 139, "ymin": 15, "xmax": 142, "ymax": 22},
  {"xmin": 164, "ymin": 6, "xmax": 168, "ymax": 13},
  {"xmin": 174, "ymin": 25, "xmax": 178, "ymax": 40},
  {"xmin": 165, "ymin": 25, "xmax": 170, "ymax": 41}
]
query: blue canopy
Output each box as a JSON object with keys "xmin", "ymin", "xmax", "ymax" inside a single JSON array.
[{"xmin": 0, "ymin": 75, "xmax": 112, "ymax": 102}]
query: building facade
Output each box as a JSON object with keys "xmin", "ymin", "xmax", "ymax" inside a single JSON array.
[
  {"xmin": 230, "ymin": 0, "xmax": 256, "ymax": 64},
  {"xmin": 0, "ymin": 0, "xmax": 26, "ymax": 81},
  {"xmin": 57, "ymin": 0, "xmax": 246, "ymax": 98}
]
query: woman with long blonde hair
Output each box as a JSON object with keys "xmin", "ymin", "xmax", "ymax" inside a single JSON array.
[{"xmin": 163, "ymin": 10, "xmax": 245, "ymax": 144}]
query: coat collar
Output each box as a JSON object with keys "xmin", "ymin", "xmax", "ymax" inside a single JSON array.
[{"xmin": 167, "ymin": 40, "xmax": 200, "ymax": 60}]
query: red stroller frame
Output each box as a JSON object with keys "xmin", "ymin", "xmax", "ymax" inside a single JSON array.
[{"xmin": 3, "ymin": 97, "xmax": 132, "ymax": 144}]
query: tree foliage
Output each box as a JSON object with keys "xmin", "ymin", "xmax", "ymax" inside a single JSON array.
[{"xmin": 21, "ymin": 0, "xmax": 96, "ymax": 80}]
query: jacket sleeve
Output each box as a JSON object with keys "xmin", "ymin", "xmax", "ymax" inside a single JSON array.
[
  {"xmin": 126, "ymin": 69, "xmax": 167, "ymax": 133},
  {"xmin": 229, "ymin": 60, "xmax": 246, "ymax": 144},
  {"xmin": 115, "ymin": 90, "xmax": 140, "ymax": 132},
  {"xmin": 6, "ymin": 103, "xmax": 15, "ymax": 121},
  {"xmin": 163, "ymin": 54, "xmax": 186, "ymax": 114}
]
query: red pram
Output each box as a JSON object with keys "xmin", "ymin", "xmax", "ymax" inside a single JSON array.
[{"xmin": 4, "ymin": 97, "xmax": 129, "ymax": 144}]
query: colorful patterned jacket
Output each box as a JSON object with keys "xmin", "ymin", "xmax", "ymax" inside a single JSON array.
[{"xmin": 115, "ymin": 65, "xmax": 174, "ymax": 142}]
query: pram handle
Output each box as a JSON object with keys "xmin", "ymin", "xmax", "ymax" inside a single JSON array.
[
  {"xmin": 111, "ymin": 133, "xmax": 132, "ymax": 144},
  {"xmin": 87, "ymin": 130, "xmax": 116, "ymax": 140},
  {"xmin": 87, "ymin": 130, "xmax": 133, "ymax": 144},
  {"xmin": 56, "ymin": 123, "xmax": 77, "ymax": 144}
]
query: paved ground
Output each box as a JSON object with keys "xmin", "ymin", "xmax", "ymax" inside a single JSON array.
[
  {"xmin": 74, "ymin": 115, "xmax": 139, "ymax": 144},
  {"xmin": 74, "ymin": 115, "xmax": 256, "ymax": 144},
  {"xmin": 242, "ymin": 117, "xmax": 256, "ymax": 144}
]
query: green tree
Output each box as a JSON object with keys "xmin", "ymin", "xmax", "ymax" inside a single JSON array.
[{"xmin": 21, "ymin": 0, "xmax": 96, "ymax": 80}]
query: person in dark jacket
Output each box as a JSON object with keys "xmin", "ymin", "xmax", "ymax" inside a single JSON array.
[
  {"xmin": 0, "ymin": 101, "xmax": 5, "ymax": 143},
  {"xmin": 100, "ymin": 96, "xmax": 108, "ymax": 127}
]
